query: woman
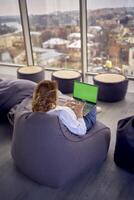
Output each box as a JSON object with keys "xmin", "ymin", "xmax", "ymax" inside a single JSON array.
[{"xmin": 32, "ymin": 80, "xmax": 96, "ymax": 136}]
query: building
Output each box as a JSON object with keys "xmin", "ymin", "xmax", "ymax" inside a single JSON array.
[
  {"xmin": 42, "ymin": 38, "xmax": 69, "ymax": 49},
  {"xmin": 33, "ymin": 47, "xmax": 65, "ymax": 66},
  {"xmin": 129, "ymin": 47, "xmax": 134, "ymax": 74},
  {"xmin": 30, "ymin": 31, "xmax": 42, "ymax": 47},
  {"xmin": 0, "ymin": 33, "xmax": 15, "ymax": 49}
]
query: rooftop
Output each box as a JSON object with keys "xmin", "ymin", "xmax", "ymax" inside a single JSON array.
[{"xmin": 42, "ymin": 38, "xmax": 69, "ymax": 47}]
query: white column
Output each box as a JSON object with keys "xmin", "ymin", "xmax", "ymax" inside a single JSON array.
[
  {"xmin": 19, "ymin": 0, "xmax": 34, "ymax": 66},
  {"xmin": 80, "ymin": 0, "xmax": 88, "ymax": 82}
]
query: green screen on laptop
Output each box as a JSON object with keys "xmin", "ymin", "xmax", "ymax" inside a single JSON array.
[{"xmin": 73, "ymin": 81, "xmax": 98, "ymax": 104}]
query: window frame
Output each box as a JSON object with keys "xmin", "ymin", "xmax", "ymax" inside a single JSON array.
[{"xmin": 0, "ymin": 0, "xmax": 134, "ymax": 80}]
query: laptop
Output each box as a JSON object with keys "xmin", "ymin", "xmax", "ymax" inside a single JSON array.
[{"xmin": 73, "ymin": 81, "xmax": 98, "ymax": 116}]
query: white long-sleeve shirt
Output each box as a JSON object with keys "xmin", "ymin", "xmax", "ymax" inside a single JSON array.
[
  {"xmin": 7, "ymin": 99, "xmax": 87, "ymax": 136},
  {"xmin": 48, "ymin": 106, "xmax": 87, "ymax": 136}
]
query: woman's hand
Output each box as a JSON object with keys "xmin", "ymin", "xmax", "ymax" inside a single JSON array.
[
  {"xmin": 64, "ymin": 100, "xmax": 84, "ymax": 118},
  {"xmin": 73, "ymin": 102, "xmax": 85, "ymax": 118}
]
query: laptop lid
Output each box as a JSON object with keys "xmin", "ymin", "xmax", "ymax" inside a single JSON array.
[{"xmin": 73, "ymin": 81, "xmax": 98, "ymax": 104}]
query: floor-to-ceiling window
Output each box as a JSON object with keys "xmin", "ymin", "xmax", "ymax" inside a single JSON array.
[
  {"xmin": 27, "ymin": 0, "xmax": 81, "ymax": 70},
  {"xmin": 0, "ymin": 0, "xmax": 26, "ymax": 65},
  {"xmin": 87, "ymin": 0, "xmax": 134, "ymax": 77},
  {"xmin": 0, "ymin": 0, "xmax": 134, "ymax": 79}
]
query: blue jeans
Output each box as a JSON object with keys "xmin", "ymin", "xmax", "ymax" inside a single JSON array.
[{"xmin": 83, "ymin": 106, "xmax": 96, "ymax": 131}]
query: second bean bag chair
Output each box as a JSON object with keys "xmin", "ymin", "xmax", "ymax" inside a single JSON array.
[{"xmin": 0, "ymin": 79, "xmax": 36, "ymax": 117}]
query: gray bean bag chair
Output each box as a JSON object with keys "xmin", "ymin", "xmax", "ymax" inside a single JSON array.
[
  {"xmin": 11, "ymin": 97, "xmax": 111, "ymax": 188},
  {"xmin": 0, "ymin": 79, "xmax": 36, "ymax": 116}
]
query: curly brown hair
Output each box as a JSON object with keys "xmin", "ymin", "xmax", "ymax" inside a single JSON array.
[{"xmin": 32, "ymin": 80, "xmax": 58, "ymax": 112}]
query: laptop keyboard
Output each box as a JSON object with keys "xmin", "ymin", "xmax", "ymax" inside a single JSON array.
[
  {"xmin": 58, "ymin": 94, "xmax": 95, "ymax": 116},
  {"xmin": 83, "ymin": 103, "xmax": 94, "ymax": 116}
]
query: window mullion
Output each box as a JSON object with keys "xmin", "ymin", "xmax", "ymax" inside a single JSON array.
[
  {"xmin": 19, "ymin": 0, "xmax": 34, "ymax": 66},
  {"xmin": 80, "ymin": 0, "xmax": 88, "ymax": 82}
]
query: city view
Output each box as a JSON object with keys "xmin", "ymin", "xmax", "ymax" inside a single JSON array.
[
  {"xmin": 0, "ymin": 0, "xmax": 134, "ymax": 76},
  {"xmin": 87, "ymin": 6, "xmax": 134, "ymax": 75}
]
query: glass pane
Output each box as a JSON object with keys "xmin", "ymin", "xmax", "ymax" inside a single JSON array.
[
  {"xmin": 87, "ymin": 0, "xmax": 134, "ymax": 77},
  {"xmin": 0, "ymin": 0, "xmax": 26, "ymax": 65},
  {"xmin": 27, "ymin": 0, "xmax": 81, "ymax": 70}
]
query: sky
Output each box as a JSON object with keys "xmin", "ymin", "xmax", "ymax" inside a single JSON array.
[{"xmin": 0, "ymin": 0, "xmax": 133, "ymax": 16}]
